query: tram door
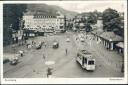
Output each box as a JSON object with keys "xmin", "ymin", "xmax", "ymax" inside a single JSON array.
[{"xmin": 82, "ymin": 57, "xmax": 84, "ymax": 66}]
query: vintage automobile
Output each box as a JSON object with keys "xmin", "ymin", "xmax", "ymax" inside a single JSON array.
[
  {"xmin": 10, "ymin": 59, "xmax": 18, "ymax": 65},
  {"xmin": 53, "ymin": 41, "xmax": 59, "ymax": 49},
  {"xmin": 36, "ymin": 42, "xmax": 43, "ymax": 49},
  {"xmin": 10, "ymin": 56, "xmax": 19, "ymax": 65}
]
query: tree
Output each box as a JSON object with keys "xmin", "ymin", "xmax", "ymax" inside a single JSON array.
[
  {"xmin": 102, "ymin": 8, "xmax": 120, "ymax": 31},
  {"xmin": 102, "ymin": 8, "xmax": 124, "ymax": 37},
  {"xmin": 87, "ymin": 12, "xmax": 97, "ymax": 24},
  {"xmin": 85, "ymin": 23, "xmax": 92, "ymax": 32},
  {"xmin": 3, "ymin": 4, "xmax": 27, "ymax": 46}
]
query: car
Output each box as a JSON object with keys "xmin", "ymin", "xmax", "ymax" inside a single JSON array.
[
  {"xmin": 10, "ymin": 56, "xmax": 19, "ymax": 65},
  {"xmin": 53, "ymin": 41, "xmax": 59, "ymax": 49},
  {"xmin": 36, "ymin": 45, "xmax": 42, "ymax": 49},
  {"xmin": 36, "ymin": 42, "xmax": 43, "ymax": 49},
  {"xmin": 10, "ymin": 59, "xmax": 18, "ymax": 65}
]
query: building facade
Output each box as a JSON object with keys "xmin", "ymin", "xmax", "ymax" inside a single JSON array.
[{"xmin": 23, "ymin": 11, "xmax": 65, "ymax": 34}]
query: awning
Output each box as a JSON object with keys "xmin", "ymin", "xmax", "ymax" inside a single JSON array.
[{"xmin": 116, "ymin": 42, "xmax": 124, "ymax": 48}]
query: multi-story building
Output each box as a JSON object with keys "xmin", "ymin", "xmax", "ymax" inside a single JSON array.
[{"xmin": 23, "ymin": 11, "xmax": 65, "ymax": 35}]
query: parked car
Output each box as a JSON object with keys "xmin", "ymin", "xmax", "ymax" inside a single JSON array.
[
  {"xmin": 10, "ymin": 56, "xmax": 19, "ymax": 65},
  {"xmin": 36, "ymin": 42, "xmax": 43, "ymax": 50},
  {"xmin": 10, "ymin": 59, "xmax": 18, "ymax": 65},
  {"xmin": 53, "ymin": 41, "xmax": 59, "ymax": 49}
]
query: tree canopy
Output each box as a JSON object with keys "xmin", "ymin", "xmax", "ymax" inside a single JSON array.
[
  {"xmin": 102, "ymin": 8, "xmax": 124, "ymax": 37},
  {"xmin": 3, "ymin": 4, "xmax": 27, "ymax": 45},
  {"xmin": 103, "ymin": 8, "xmax": 120, "ymax": 31}
]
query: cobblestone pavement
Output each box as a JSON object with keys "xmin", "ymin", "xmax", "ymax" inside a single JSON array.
[{"xmin": 3, "ymin": 32, "xmax": 124, "ymax": 78}]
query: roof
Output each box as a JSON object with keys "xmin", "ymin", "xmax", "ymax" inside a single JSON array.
[
  {"xmin": 24, "ymin": 11, "xmax": 35, "ymax": 16},
  {"xmin": 116, "ymin": 42, "xmax": 124, "ymax": 48},
  {"xmin": 24, "ymin": 11, "xmax": 57, "ymax": 17},
  {"xmin": 79, "ymin": 23, "xmax": 85, "ymax": 27},
  {"xmin": 78, "ymin": 50, "xmax": 94, "ymax": 59},
  {"xmin": 78, "ymin": 50, "xmax": 91, "ymax": 55},
  {"xmin": 34, "ymin": 12, "xmax": 57, "ymax": 17},
  {"xmin": 98, "ymin": 17, "xmax": 102, "ymax": 20},
  {"xmin": 91, "ymin": 28, "xmax": 104, "ymax": 36},
  {"xmin": 100, "ymin": 32, "xmax": 123, "ymax": 42}
]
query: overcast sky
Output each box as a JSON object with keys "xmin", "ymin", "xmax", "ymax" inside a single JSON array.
[{"xmin": 42, "ymin": 1, "xmax": 125, "ymax": 13}]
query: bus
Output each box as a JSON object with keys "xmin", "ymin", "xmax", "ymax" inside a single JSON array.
[{"xmin": 76, "ymin": 49, "xmax": 95, "ymax": 71}]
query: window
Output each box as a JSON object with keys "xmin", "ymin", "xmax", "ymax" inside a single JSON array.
[
  {"xmin": 85, "ymin": 58, "xmax": 87, "ymax": 64},
  {"xmin": 88, "ymin": 61, "xmax": 94, "ymax": 65}
]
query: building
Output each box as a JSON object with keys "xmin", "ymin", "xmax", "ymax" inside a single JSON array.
[
  {"xmin": 23, "ymin": 11, "xmax": 65, "ymax": 36},
  {"xmin": 96, "ymin": 17, "xmax": 103, "ymax": 29},
  {"xmin": 91, "ymin": 17, "xmax": 124, "ymax": 52},
  {"xmin": 91, "ymin": 28, "xmax": 103, "ymax": 43},
  {"xmin": 100, "ymin": 32, "xmax": 123, "ymax": 50},
  {"xmin": 91, "ymin": 17, "xmax": 104, "ymax": 43},
  {"xmin": 73, "ymin": 15, "xmax": 86, "ymax": 31}
]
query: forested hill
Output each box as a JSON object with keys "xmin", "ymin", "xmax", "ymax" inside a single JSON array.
[{"xmin": 26, "ymin": 4, "xmax": 78, "ymax": 19}]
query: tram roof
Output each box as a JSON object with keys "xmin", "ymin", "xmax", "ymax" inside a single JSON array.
[{"xmin": 78, "ymin": 49, "xmax": 92, "ymax": 55}]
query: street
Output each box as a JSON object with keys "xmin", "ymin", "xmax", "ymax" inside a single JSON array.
[{"xmin": 3, "ymin": 32, "xmax": 124, "ymax": 78}]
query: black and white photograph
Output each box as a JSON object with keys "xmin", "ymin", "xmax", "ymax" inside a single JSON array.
[{"xmin": 0, "ymin": 0, "xmax": 127, "ymax": 84}]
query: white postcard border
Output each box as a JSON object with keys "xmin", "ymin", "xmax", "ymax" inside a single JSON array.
[{"xmin": 0, "ymin": 0, "xmax": 127, "ymax": 84}]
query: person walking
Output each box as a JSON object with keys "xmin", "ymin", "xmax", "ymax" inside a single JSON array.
[
  {"xmin": 65, "ymin": 48, "xmax": 68, "ymax": 55},
  {"xmin": 47, "ymin": 67, "xmax": 53, "ymax": 78},
  {"xmin": 43, "ymin": 54, "xmax": 46, "ymax": 61},
  {"xmin": 19, "ymin": 50, "xmax": 23, "ymax": 57},
  {"xmin": 45, "ymin": 43, "xmax": 47, "ymax": 48}
]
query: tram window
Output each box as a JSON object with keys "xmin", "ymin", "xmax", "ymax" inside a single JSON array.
[
  {"xmin": 85, "ymin": 58, "xmax": 87, "ymax": 64},
  {"xmin": 88, "ymin": 61, "xmax": 94, "ymax": 65}
]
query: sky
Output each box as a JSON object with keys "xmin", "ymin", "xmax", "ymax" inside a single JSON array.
[
  {"xmin": 41, "ymin": 0, "xmax": 125, "ymax": 13},
  {"xmin": 2, "ymin": 0, "xmax": 125, "ymax": 13}
]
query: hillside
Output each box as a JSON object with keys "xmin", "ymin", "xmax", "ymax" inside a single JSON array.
[
  {"xmin": 26, "ymin": 4, "xmax": 78, "ymax": 19},
  {"xmin": 50, "ymin": 5, "xmax": 78, "ymax": 19}
]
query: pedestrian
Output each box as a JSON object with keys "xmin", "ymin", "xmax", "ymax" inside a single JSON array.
[
  {"xmin": 19, "ymin": 50, "xmax": 23, "ymax": 57},
  {"xmin": 32, "ymin": 41, "xmax": 34, "ymax": 45},
  {"xmin": 43, "ymin": 54, "xmax": 46, "ymax": 60},
  {"xmin": 47, "ymin": 67, "xmax": 52, "ymax": 78},
  {"xmin": 76, "ymin": 37, "xmax": 77, "ymax": 40},
  {"xmin": 45, "ymin": 43, "xmax": 47, "ymax": 48},
  {"xmin": 65, "ymin": 48, "xmax": 68, "ymax": 55}
]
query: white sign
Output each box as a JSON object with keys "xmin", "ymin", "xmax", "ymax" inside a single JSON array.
[{"xmin": 45, "ymin": 61, "xmax": 55, "ymax": 66}]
